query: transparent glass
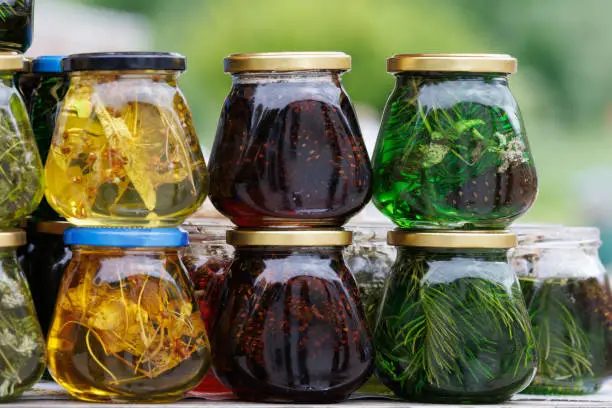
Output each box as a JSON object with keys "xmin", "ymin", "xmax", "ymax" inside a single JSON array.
[
  {"xmin": 212, "ymin": 246, "xmax": 373, "ymax": 402},
  {"xmin": 373, "ymin": 72, "xmax": 538, "ymax": 230},
  {"xmin": 374, "ymin": 247, "xmax": 536, "ymax": 403},
  {"xmin": 30, "ymin": 74, "xmax": 69, "ymax": 221},
  {"xmin": 510, "ymin": 226, "xmax": 612, "ymax": 395},
  {"xmin": 0, "ymin": 0, "xmax": 33, "ymax": 52},
  {"xmin": 0, "ymin": 248, "xmax": 46, "ymax": 401},
  {"xmin": 47, "ymin": 246, "xmax": 211, "ymax": 403},
  {"xmin": 181, "ymin": 223, "xmax": 233, "ymax": 397},
  {"xmin": 209, "ymin": 71, "xmax": 372, "ymax": 227},
  {"xmin": 0, "ymin": 73, "xmax": 43, "ymax": 227},
  {"xmin": 45, "ymin": 71, "xmax": 209, "ymax": 227}
]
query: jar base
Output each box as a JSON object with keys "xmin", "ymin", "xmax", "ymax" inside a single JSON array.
[
  {"xmin": 521, "ymin": 379, "xmax": 602, "ymax": 395},
  {"xmin": 65, "ymin": 390, "xmax": 188, "ymax": 404},
  {"xmin": 65, "ymin": 217, "xmax": 187, "ymax": 228}
]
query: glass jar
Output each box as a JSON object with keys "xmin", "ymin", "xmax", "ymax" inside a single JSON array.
[
  {"xmin": 21, "ymin": 221, "xmax": 71, "ymax": 339},
  {"xmin": 16, "ymin": 57, "xmax": 37, "ymax": 111},
  {"xmin": 374, "ymin": 231, "xmax": 536, "ymax": 403},
  {"xmin": 47, "ymin": 228, "xmax": 211, "ymax": 403},
  {"xmin": 0, "ymin": 229, "xmax": 46, "ymax": 401},
  {"xmin": 209, "ymin": 52, "xmax": 372, "ymax": 228},
  {"xmin": 0, "ymin": 0, "xmax": 33, "ymax": 53},
  {"xmin": 510, "ymin": 226, "xmax": 612, "ymax": 395},
  {"xmin": 373, "ymin": 54, "xmax": 538, "ymax": 230},
  {"xmin": 45, "ymin": 52, "xmax": 209, "ymax": 227},
  {"xmin": 30, "ymin": 56, "xmax": 68, "ymax": 221},
  {"xmin": 213, "ymin": 229, "xmax": 373, "ymax": 402},
  {"xmin": 0, "ymin": 53, "xmax": 43, "ymax": 228},
  {"xmin": 181, "ymin": 222, "xmax": 233, "ymax": 397}
]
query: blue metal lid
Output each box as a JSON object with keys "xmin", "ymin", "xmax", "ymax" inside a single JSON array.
[
  {"xmin": 64, "ymin": 228, "xmax": 189, "ymax": 248},
  {"xmin": 32, "ymin": 56, "xmax": 65, "ymax": 73}
]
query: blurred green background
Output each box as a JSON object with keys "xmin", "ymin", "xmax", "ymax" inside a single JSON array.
[{"xmin": 67, "ymin": 0, "xmax": 612, "ymax": 237}]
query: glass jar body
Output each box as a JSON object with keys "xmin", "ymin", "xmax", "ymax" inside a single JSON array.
[
  {"xmin": 31, "ymin": 74, "xmax": 69, "ymax": 221},
  {"xmin": 45, "ymin": 71, "xmax": 209, "ymax": 227},
  {"xmin": 0, "ymin": 247, "xmax": 46, "ymax": 401},
  {"xmin": 209, "ymin": 71, "xmax": 372, "ymax": 227},
  {"xmin": 0, "ymin": 73, "xmax": 43, "ymax": 227},
  {"xmin": 47, "ymin": 246, "xmax": 211, "ymax": 403},
  {"xmin": 181, "ymin": 224, "xmax": 233, "ymax": 396},
  {"xmin": 510, "ymin": 228, "xmax": 612, "ymax": 395},
  {"xmin": 212, "ymin": 246, "xmax": 373, "ymax": 402},
  {"xmin": 373, "ymin": 73, "xmax": 538, "ymax": 230},
  {"xmin": 0, "ymin": 0, "xmax": 33, "ymax": 52},
  {"xmin": 374, "ymin": 247, "xmax": 536, "ymax": 403}
]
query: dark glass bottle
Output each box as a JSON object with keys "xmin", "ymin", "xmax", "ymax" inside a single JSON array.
[
  {"xmin": 16, "ymin": 57, "xmax": 38, "ymax": 111},
  {"xmin": 213, "ymin": 229, "xmax": 373, "ymax": 402},
  {"xmin": 373, "ymin": 54, "xmax": 538, "ymax": 230},
  {"xmin": 209, "ymin": 52, "xmax": 372, "ymax": 228},
  {"xmin": 30, "ymin": 56, "xmax": 68, "ymax": 221},
  {"xmin": 0, "ymin": 0, "xmax": 33, "ymax": 52},
  {"xmin": 374, "ymin": 231, "xmax": 536, "ymax": 403}
]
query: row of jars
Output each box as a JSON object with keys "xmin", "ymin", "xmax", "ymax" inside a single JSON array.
[
  {"xmin": 8, "ymin": 220, "xmax": 608, "ymax": 402},
  {"xmin": 0, "ymin": 51, "xmax": 537, "ymax": 230}
]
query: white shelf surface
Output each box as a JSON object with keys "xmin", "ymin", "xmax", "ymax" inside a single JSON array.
[{"xmin": 8, "ymin": 381, "xmax": 612, "ymax": 407}]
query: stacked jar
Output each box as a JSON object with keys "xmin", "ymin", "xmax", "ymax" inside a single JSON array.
[
  {"xmin": 0, "ymin": 3, "xmax": 48, "ymax": 398},
  {"xmin": 207, "ymin": 52, "xmax": 374, "ymax": 402},
  {"xmin": 370, "ymin": 54, "xmax": 540, "ymax": 403},
  {"xmin": 42, "ymin": 52, "xmax": 212, "ymax": 403}
]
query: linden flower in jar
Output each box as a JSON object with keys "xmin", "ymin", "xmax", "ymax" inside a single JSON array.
[{"xmin": 45, "ymin": 53, "xmax": 209, "ymax": 227}]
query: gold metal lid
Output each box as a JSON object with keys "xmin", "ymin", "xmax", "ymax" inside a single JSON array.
[
  {"xmin": 227, "ymin": 229, "xmax": 352, "ymax": 246},
  {"xmin": 32, "ymin": 221, "xmax": 71, "ymax": 235},
  {"xmin": 0, "ymin": 53, "xmax": 24, "ymax": 71},
  {"xmin": 0, "ymin": 229, "xmax": 26, "ymax": 247},
  {"xmin": 224, "ymin": 52, "xmax": 351, "ymax": 73},
  {"xmin": 387, "ymin": 54, "xmax": 517, "ymax": 74},
  {"xmin": 388, "ymin": 230, "xmax": 517, "ymax": 249}
]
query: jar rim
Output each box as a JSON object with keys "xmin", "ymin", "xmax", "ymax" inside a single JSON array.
[
  {"xmin": 388, "ymin": 230, "xmax": 517, "ymax": 249},
  {"xmin": 513, "ymin": 225, "xmax": 601, "ymax": 248},
  {"xmin": 0, "ymin": 228, "xmax": 26, "ymax": 248},
  {"xmin": 227, "ymin": 229, "xmax": 352, "ymax": 247},
  {"xmin": 0, "ymin": 52, "xmax": 24, "ymax": 72},
  {"xmin": 224, "ymin": 52, "xmax": 351, "ymax": 73},
  {"xmin": 63, "ymin": 52, "xmax": 186, "ymax": 72},
  {"xmin": 387, "ymin": 53, "xmax": 517, "ymax": 74}
]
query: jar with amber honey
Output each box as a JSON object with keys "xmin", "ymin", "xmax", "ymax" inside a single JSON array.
[
  {"xmin": 47, "ymin": 228, "xmax": 211, "ymax": 403},
  {"xmin": 209, "ymin": 52, "xmax": 372, "ymax": 227},
  {"xmin": 45, "ymin": 52, "xmax": 209, "ymax": 227}
]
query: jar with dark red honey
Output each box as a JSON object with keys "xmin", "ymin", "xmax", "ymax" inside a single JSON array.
[
  {"xmin": 212, "ymin": 229, "xmax": 373, "ymax": 402},
  {"xmin": 209, "ymin": 52, "xmax": 372, "ymax": 228}
]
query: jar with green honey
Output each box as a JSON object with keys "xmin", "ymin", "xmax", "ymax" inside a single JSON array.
[{"xmin": 45, "ymin": 52, "xmax": 209, "ymax": 227}]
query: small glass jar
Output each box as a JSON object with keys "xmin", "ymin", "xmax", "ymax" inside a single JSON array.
[
  {"xmin": 374, "ymin": 231, "xmax": 536, "ymax": 403},
  {"xmin": 181, "ymin": 222, "xmax": 233, "ymax": 397},
  {"xmin": 45, "ymin": 52, "xmax": 209, "ymax": 227},
  {"xmin": 373, "ymin": 54, "xmax": 538, "ymax": 230},
  {"xmin": 0, "ymin": 0, "xmax": 33, "ymax": 53},
  {"xmin": 0, "ymin": 229, "xmax": 46, "ymax": 401},
  {"xmin": 30, "ymin": 56, "xmax": 68, "ymax": 221},
  {"xmin": 510, "ymin": 226, "xmax": 612, "ymax": 395},
  {"xmin": 213, "ymin": 229, "xmax": 373, "ymax": 402},
  {"xmin": 21, "ymin": 221, "xmax": 71, "ymax": 339},
  {"xmin": 209, "ymin": 52, "xmax": 372, "ymax": 228},
  {"xmin": 47, "ymin": 228, "xmax": 211, "ymax": 403},
  {"xmin": 0, "ymin": 53, "xmax": 43, "ymax": 228}
]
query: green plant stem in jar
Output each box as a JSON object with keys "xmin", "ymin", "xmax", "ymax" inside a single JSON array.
[
  {"xmin": 373, "ymin": 54, "xmax": 537, "ymax": 230},
  {"xmin": 374, "ymin": 232, "xmax": 536, "ymax": 403},
  {"xmin": 0, "ymin": 68, "xmax": 43, "ymax": 227}
]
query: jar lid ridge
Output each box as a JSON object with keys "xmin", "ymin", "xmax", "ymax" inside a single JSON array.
[
  {"xmin": 227, "ymin": 229, "xmax": 352, "ymax": 246},
  {"xmin": 64, "ymin": 227, "xmax": 189, "ymax": 248},
  {"xmin": 388, "ymin": 230, "xmax": 517, "ymax": 249},
  {"xmin": 63, "ymin": 52, "xmax": 186, "ymax": 72},
  {"xmin": 224, "ymin": 52, "xmax": 351, "ymax": 73},
  {"xmin": 387, "ymin": 53, "xmax": 517, "ymax": 74},
  {"xmin": 0, "ymin": 53, "xmax": 24, "ymax": 72},
  {"xmin": 0, "ymin": 228, "xmax": 26, "ymax": 247}
]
